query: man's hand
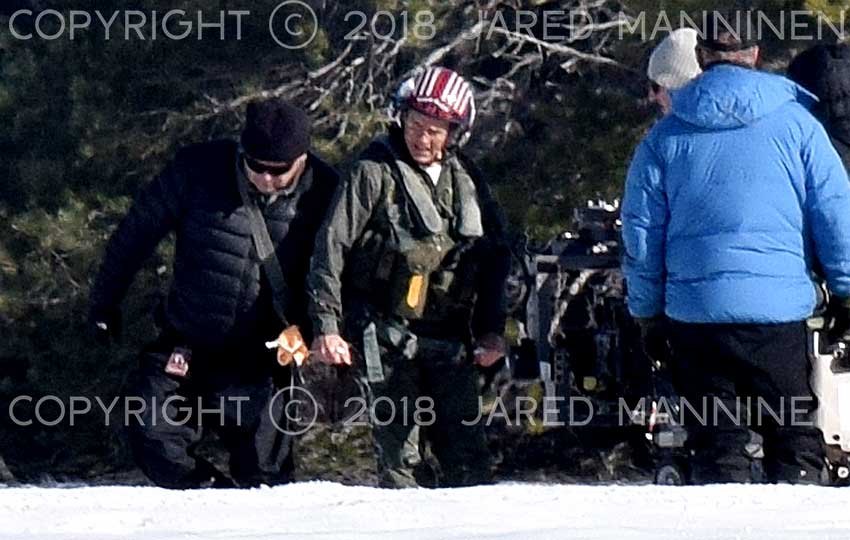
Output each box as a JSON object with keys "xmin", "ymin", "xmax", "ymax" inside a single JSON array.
[
  {"xmin": 827, "ymin": 296, "xmax": 850, "ymax": 343},
  {"xmin": 473, "ymin": 333, "xmax": 506, "ymax": 367},
  {"xmin": 311, "ymin": 334, "xmax": 352, "ymax": 366}
]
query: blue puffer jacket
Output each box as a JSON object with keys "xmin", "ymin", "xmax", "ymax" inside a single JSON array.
[{"xmin": 622, "ymin": 64, "xmax": 850, "ymax": 323}]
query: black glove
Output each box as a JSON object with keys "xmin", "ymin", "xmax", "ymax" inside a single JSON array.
[
  {"xmin": 636, "ymin": 316, "xmax": 668, "ymax": 362},
  {"xmin": 89, "ymin": 307, "xmax": 122, "ymax": 346},
  {"xmin": 827, "ymin": 296, "xmax": 850, "ymax": 343}
]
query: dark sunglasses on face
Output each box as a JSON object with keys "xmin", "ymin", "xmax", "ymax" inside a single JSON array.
[
  {"xmin": 649, "ymin": 81, "xmax": 662, "ymax": 94},
  {"xmin": 243, "ymin": 154, "xmax": 294, "ymax": 176}
]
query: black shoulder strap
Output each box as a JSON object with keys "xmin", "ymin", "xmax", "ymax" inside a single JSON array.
[{"xmin": 236, "ymin": 163, "xmax": 290, "ymax": 327}]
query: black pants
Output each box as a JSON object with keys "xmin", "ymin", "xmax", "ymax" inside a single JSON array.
[
  {"xmin": 669, "ymin": 321, "xmax": 824, "ymax": 484},
  {"xmin": 125, "ymin": 337, "xmax": 294, "ymax": 489},
  {"xmin": 368, "ymin": 335, "xmax": 492, "ymax": 488}
]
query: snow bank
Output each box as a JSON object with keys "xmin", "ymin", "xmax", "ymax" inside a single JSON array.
[{"xmin": 1, "ymin": 482, "xmax": 848, "ymax": 540}]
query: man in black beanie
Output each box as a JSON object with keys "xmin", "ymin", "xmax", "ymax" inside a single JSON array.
[{"xmin": 89, "ymin": 99, "xmax": 339, "ymax": 488}]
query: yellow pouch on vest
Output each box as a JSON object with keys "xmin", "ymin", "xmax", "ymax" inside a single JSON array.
[
  {"xmin": 407, "ymin": 275, "xmax": 426, "ymax": 309},
  {"xmin": 392, "ymin": 272, "xmax": 429, "ymax": 319},
  {"xmin": 388, "ymin": 238, "xmax": 446, "ymax": 320}
]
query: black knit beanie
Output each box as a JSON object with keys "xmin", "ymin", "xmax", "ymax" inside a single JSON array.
[
  {"xmin": 241, "ymin": 100, "xmax": 311, "ymax": 162},
  {"xmin": 698, "ymin": 9, "xmax": 758, "ymax": 52}
]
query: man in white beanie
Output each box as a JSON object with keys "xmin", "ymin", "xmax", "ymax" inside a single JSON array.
[{"xmin": 647, "ymin": 28, "xmax": 702, "ymax": 115}]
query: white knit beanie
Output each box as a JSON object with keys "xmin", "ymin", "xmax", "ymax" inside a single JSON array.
[{"xmin": 647, "ymin": 28, "xmax": 702, "ymax": 90}]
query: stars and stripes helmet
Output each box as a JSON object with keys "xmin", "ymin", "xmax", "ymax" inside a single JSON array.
[{"xmin": 394, "ymin": 67, "xmax": 476, "ymax": 129}]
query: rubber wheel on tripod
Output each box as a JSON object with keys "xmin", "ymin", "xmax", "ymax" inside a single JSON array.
[{"xmin": 655, "ymin": 463, "xmax": 685, "ymax": 485}]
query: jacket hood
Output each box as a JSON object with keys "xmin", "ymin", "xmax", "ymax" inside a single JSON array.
[{"xmin": 672, "ymin": 64, "xmax": 818, "ymax": 129}]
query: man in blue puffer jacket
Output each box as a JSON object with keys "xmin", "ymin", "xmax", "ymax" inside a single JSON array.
[{"xmin": 622, "ymin": 14, "xmax": 850, "ymax": 484}]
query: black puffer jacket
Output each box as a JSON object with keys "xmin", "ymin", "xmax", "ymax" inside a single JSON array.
[
  {"xmin": 90, "ymin": 140, "xmax": 339, "ymax": 348},
  {"xmin": 788, "ymin": 43, "xmax": 850, "ymax": 170}
]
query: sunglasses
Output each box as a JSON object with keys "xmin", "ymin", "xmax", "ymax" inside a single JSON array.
[
  {"xmin": 243, "ymin": 155, "xmax": 294, "ymax": 176},
  {"xmin": 648, "ymin": 81, "xmax": 662, "ymax": 94}
]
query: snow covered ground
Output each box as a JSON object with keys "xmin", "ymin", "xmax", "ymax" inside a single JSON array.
[{"xmin": 2, "ymin": 482, "xmax": 849, "ymax": 540}]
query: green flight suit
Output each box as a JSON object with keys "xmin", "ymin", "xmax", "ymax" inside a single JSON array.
[{"xmin": 308, "ymin": 128, "xmax": 510, "ymax": 487}]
